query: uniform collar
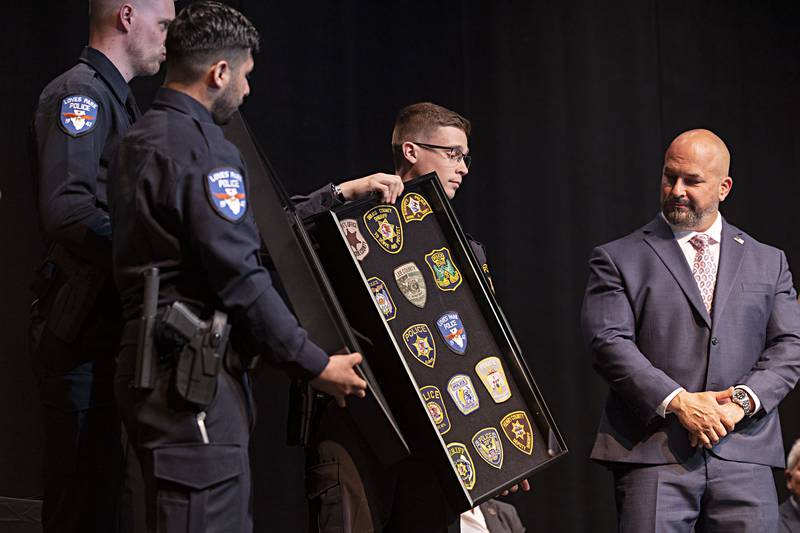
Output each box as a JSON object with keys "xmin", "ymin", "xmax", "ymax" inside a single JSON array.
[
  {"xmin": 152, "ymin": 87, "xmax": 215, "ymax": 124},
  {"xmin": 79, "ymin": 47, "xmax": 131, "ymax": 105}
]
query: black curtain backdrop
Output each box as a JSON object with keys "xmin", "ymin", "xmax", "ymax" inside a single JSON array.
[{"xmin": 2, "ymin": 2, "xmax": 799, "ymax": 532}]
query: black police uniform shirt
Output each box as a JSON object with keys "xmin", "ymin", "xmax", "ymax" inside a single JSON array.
[
  {"xmin": 31, "ymin": 47, "xmax": 139, "ymax": 267},
  {"xmin": 109, "ymin": 87, "xmax": 328, "ymax": 379}
]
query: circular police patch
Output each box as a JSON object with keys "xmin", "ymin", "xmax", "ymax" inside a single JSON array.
[
  {"xmin": 59, "ymin": 95, "xmax": 99, "ymax": 136},
  {"xmin": 205, "ymin": 167, "xmax": 248, "ymax": 222}
]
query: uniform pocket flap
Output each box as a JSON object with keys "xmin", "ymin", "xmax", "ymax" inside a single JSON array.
[
  {"xmin": 153, "ymin": 443, "xmax": 243, "ymax": 490},
  {"xmin": 306, "ymin": 461, "xmax": 339, "ymax": 500},
  {"xmin": 741, "ymin": 282, "xmax": 773, "ymax": 293}
]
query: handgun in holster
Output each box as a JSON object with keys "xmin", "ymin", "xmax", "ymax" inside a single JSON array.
[{"xmin": 162, "ymin": 302, "xmax": 230, "ymax": 408}]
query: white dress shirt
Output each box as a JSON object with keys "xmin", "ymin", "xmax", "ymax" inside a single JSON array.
[
  {"xmin": 656, "ymin": 211, "xmax": 761, "ymax": 417},
  {"xmin": 461, "ymin": 506, "xmax": 490, "ymax": 533}
]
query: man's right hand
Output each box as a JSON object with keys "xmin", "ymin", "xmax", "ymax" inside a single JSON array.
[
  {"xmin": 310, "ymin": 352, "xmax": 368, "ymax": 408},
  {"xmin": 669, "ymin": 388, "xmax": 736, "ymax": 448}
]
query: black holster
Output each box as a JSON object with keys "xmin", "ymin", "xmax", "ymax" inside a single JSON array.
[{"xmin": 174, "ymin": 310, "xmax": 229, "ymax": 408}]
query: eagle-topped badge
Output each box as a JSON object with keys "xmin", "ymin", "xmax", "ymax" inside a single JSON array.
[
  {"xmin": 363, "ymin": 205, "xmax": 403, "ymax": 253},
  {"xmin": 402, "ymin": 323, "xmax": 436, "ymax": 368},
  {"xmin": 205, "ymin": 167, "xmax": 247, "ymax": 222},
  {"xmin": 59, "ymin": 95, "xmax": 99, "ymax": 136},
  {"xmin": 447, "ymin": 442, "xmax": 476, "ymax": 490},
  {"xmin": 400, "ymin": 192, "xmax": 433, "ymax": 223},
  {"xmin": 472, "ymin": 427, "xmax": 504, "ymax": 469},
  {"xmin": 424, "ymin": 247, "xmax": 462, "ymax": 292},
  {"xmin": 500, "ymin": 410, "xmax": 534, "ymax": 455}
]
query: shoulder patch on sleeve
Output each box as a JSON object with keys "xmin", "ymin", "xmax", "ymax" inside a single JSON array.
[
  {"xmin": 59, "ymin": 95, "xmax": 99, "ymax": 136},
  {"xmin": 205, "ymin": 167, "xmax": 248, "ymax": 222}
]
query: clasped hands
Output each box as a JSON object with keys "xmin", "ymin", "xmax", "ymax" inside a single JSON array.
[{"xmin": 668, "ymin": 387, "xmax": 746, "ymax": 449}]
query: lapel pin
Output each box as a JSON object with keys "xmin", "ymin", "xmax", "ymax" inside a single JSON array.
[{"xmin": 733, "ymin": 236, "xmax": 744, "ymax": 245}]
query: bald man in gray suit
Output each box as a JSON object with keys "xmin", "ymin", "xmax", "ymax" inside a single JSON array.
[{"xmin": 582, "ymin": 129, "xmax": 800, "ymax": 531}]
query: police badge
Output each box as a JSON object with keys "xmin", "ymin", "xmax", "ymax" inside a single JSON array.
[
  {"xmin": 435, "ymin": 311, "xmax": 467, "ymax": 355},
  {"xmin": 339, "ymin": 219, "xmax": 369, "ymax": 261},
  {"xmin": 500, "ymin": 410, "xmax": 534, "ymax": 455},
  {"xmin": 393, "ymin": 262, "xmax": 427, "ymax": 308},
  {"xmin": 363, "ymin": 205, "xmax": 403, "ymax": 253},
  {"xmin": 205, "ymin": 167, "xmax": 247, "ymax": 222},
  {"xmin": 446, "ymin": 374, "xmax": 480, "ymax": 415},
  {"xmin": 368, "ymin": 277, "xmax": 396, "ymax": 321},
  {"xmin": 475, "ymin": 356, "xmax": 511, "ymax": 403},
  {"xmin": 420, "ymin": 385, "xmax": 451, "ymax": 435},
  {"xmin": 472, "ymin": 427, "xmax": 504, "ymax": 469},
  {"xmin": 447, "ymin": 443, "xmax": 476, "ymax": 490},
  {"xmin": 424, "ymin": 247, "xmax": 462, "ymax": 291},
  {"xmin": 400, "ymin": 192, "xmax": 433, "ymax": 223},
  {"xmin": 402, "ymin": 324, "xmax": 436, "ymax": 368}
]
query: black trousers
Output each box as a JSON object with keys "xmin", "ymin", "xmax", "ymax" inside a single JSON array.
[{"xmin": 115, "ymin": 345, "xmax": 254, "ymax": 533}]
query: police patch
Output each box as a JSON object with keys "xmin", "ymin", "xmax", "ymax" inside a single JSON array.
[
  {"xmin": 420, "ymin": 385, "xmax": 451, "ymax": 435},
  {"xmin": 472, "ymin": 427, "xmax": 504, "ymax": 469},
  {"xmin": 447, "ymin": 374, "xmax": 480, "ymax": 415},
  {"xmin": 436, "ymin": 311, "xmax": 467, "ymax": 355},
  {"xmin": 368, "ymin": 276, "xmax": 396, "ymax": 321},
  {"xmin": 363, "ymin": 205, "xmax": 403, "ymax": 254},
  {"xmin": 401, "ymin": 192, "xmax": 433, "ymax": 223},
  {"xmin": 59, "ymin": 95, "xmax": 99, "ymax": 136},
  {"xmin": 447, "ymin": 442, "xmax": 476, "ymax": 490},
  {"xmin": 402, "ymin": 324, "xmax": 436, "ymax": 368},
  {"xmin": 424, "ymin": 247, "xmax": 462, "ymax": 292},
  {"xmin": 205, "ymin": 167, "xmax": 247, "ymax": 222},
  {"xmin": 500, "ymin": 410, "xmax": 534, "ymax": 455},
  {"xmin": 393, "ymin": 262, "xmax": 427, "ymax": 308},
  {"xmin": 340, "ymin": 219, "xmax": 369, "ymax": 261},
  {"xmin": 475, "ymin": 356, "xmax": 511, "ymax": 403}
]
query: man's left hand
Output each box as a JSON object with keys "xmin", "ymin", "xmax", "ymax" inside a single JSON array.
[{"xmin": 689, "ymin": 396, "xmax": 745, "ymax": 447}]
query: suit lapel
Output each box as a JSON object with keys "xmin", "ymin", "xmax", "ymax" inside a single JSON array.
[
  {"xmin": 711, "ymin": 220, "xmax": 745, "ymax": 326},
  {"xmin": 643, "ymin": 215, "xmax": 711, "ymax": 328},
  {"xmin": 479, "ymin": 501, "xmax": 503, "ymax": 532}
]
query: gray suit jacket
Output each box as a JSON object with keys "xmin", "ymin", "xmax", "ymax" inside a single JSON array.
[
  {"xmin": 480, "ymin": 499, "xmax": 525, "ymax": 533},
  {"xmin": 582, "ymin": 215, "xmax": 800, "ymax": 467},
  {"xmin": 780, "ymin": 497, "xmax": 800, "ymax": 532}
]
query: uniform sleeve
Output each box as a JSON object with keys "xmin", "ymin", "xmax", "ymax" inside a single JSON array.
[
  {"xmin": 32, "ymin": 86, "xmax": 112, "ymax": 267},
  {"xmin": 291, "ymin": 183, "xmax": 340, "ymax": 220},
  {"xmin": 182, "ymin": 163, "xmax": 328, "ymax": 380}
]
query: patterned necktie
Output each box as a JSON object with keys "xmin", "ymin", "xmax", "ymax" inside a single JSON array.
[{"xmin": 689, "ymin": 234, "xmax": 717, "ymax": 314}]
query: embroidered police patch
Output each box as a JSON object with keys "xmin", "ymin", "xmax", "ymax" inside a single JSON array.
[
  {"xmin": 472, "ymin": 427, "xmax": 504, "ymax": 469},
  {"xmin": 420, "ymin": 385, "xmax": 451, "ymax": 435},
  {"xmin": 402, "ymin": 323, "xmax": 436, "ymax": 368},
  {"xmin": 340, "ymin": 219, "xmax": 370, "ymax": 261},
  {"xmin": 425, "ymin": 247, "xmax": 462, "ymax": 292},
  {"xmin": 500, "ymin": 410, "xmax": 534, "ymax": 455},
  {"xmin": 368, "ymin": 276, "xmax": 396, "ymax": 321},
  {"xmin": 401, "ymin": 192, "xmax": 433, "ymax": 223},
  {"xmin": 393, "ymin": 262, "xmax": 427, "ymax": 308},
  {"xmin": 475, "ymin": 356, "xmax": 512, "ymax": 403},
  {"xmin": 447, "ymin": 442, "xmax": 476, "ymax": 490},
  {"xmin": 436, "ymin": 311, "xmax": 467, "ymax": 355},
  {"xmin": 205, "ymin": 167, "xmax": 247, "ymax": 222},
  {"xmin": 447, "ymin": 374, "xmax": 480, "ymax": 415},
  {"xmin": 363, "ymin": 205, "xmax": 403, "ymax": 254},
  {"xmin": 59, "ymin": 95, "xmax": 99, "ymax": 136}
]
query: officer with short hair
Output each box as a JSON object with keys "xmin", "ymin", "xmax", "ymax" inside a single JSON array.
[
  {"xmin": 108, "ymin": 3, "xmax": 367, "ymax": 531},
  {"xmin": 29, "ymin": 1, "xmax": 175, "ymax": 530}
]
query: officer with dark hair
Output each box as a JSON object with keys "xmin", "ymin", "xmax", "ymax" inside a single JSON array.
[
  {"xmin": 109, "ymin": 2, "xmax": 366, "ymax": 531},
  {"xmin": 29, "ymin": 1, "xmax": 174, "ymax": 531}
]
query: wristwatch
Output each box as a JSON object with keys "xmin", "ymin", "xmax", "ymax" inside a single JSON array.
[
  {"xmin": 731, "ymin": 387, "xmax": 753, "ymax": 416},
  {"xmin": 331, "ymin": 183, "xmax": 346, "ymax": 203}
]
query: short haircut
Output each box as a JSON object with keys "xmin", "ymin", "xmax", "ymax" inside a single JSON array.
[
  {"xmin": 789, "ymin": 438, "xmax": 800, "ymax": 472},
  {"xmin": 391, "ymin": 102, "xmax": 471, "ymax": 168},
  {"xmin": 166, "ymin": 1, "xmax": 260, "ymax": 83}
]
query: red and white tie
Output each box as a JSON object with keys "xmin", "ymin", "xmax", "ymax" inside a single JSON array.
[{"xmin": 689, "ymin": 234, "xmax": 717, "ymax": 314}]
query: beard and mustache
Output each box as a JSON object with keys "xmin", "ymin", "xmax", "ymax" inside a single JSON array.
[{"xmin": 661, "ymin": 197, "xmax": 718, "ymax": 229}]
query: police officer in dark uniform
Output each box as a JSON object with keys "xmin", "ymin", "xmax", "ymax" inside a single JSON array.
[
  {"xmin": 29, "ymin": 1, "xmax": 174, "ymax": 530},
  {"xmin": 295, "ymin": 103, "xmax": 527, "ymax": 532},
  {"xmin": 108, "ymin": 3, "xmax": 367, "ymax": 532}
]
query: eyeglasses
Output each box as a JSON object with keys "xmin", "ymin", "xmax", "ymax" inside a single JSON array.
[{"xmin": 409, "ymin": 141, "xmax": 471, "ymax": 169}]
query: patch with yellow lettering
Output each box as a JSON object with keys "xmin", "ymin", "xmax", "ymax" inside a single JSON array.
[
  {"xmin": 368, "ymin": 276, "xmax": 395, "ymax": 321},
  {"xmin": 402, "ymin": 323, "xmax": 436, "ymax": 368},
  {"xmin": 447, "ymin": 442, "xmax": 476, "ymax": 490},
  {"xmin": 420, "ymin": 385, "xmax": 450, "ymax": 435},
  {"xmin": 400, "ymin": 192, "xmax": 433, "ymax": 223},
  {"xmin": 424, "ymin": 247, "xmax": 462, "ymax": 292},
  {"xmin": 500, "ymin": 410, "xmax": 533, "ymax": 455},
  {"xmin": 363, "ymin": 205, "xmax": 403, "ymax": 253}
]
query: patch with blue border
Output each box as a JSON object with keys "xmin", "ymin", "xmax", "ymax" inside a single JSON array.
[
  {"xmin": 205, "ymin": 167, "xmax": 248, "ymax": 222},
  {"xmin": 59, "ymin": 95, "xmax": 99, "ymax": 136}
]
